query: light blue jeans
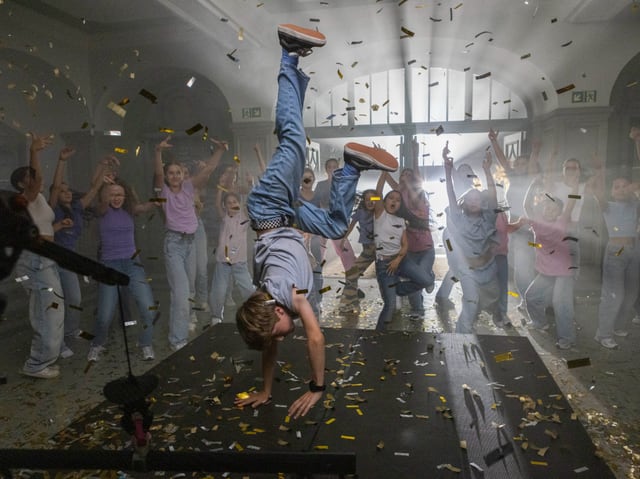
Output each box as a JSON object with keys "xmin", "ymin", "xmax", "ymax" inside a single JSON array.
[
  {"xmin": 406, "ymin": 248, "xmax": 436, "ymax": 313},
  {"xmin": 15, "ymin": 251, "xmax": 64, "ymax": 373},
  {"xmin": 92, "ymin": 258, "xmax": 156, "ymax": 348},
  {"xmin": 375, "ymin": 255, "xmax": 432, "ymax": 329},
  {"xmin": 209, "ymin": 261, "xmax": 255, "ymax": 320},
  {"xmin": 525, "ymin": 273, "xmax": 576, "ymax": 344},
  {"xmin": 596, "ymin": 243, "xmax": 639, "ymax": 340},
  {"xmin": 57, "ymin": 266, "xmax": 82, "ymax": 338},
  {"xmin": 494, "ymin": 254, "xmax": 509, "ymax": 320},
  {"xmin": 246, "ymin": 50, "xmax": 359, "ymax": 240},
  {"xmin": 187, "ymin": 218, "xmax": 209, "ymax": 305},
  {"xmin": 164, "ymin": 231, "xmax": 196, "ymax": 347},
  {"xmin": 510, "ymin": 228, "xmax": 536, "ymax": 302},
  {"xmin": 455, "ymin": 261, "xmax": 499, "ymax": 333}
]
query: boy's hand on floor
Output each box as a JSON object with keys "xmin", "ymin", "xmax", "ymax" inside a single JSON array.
[
  {"xmin": 289, "ymin": 391, "xmax": 323, "ymax": 419},
  {"xmin": 234, "ymin": 390, "xmax": 271, "ymax": 408}
]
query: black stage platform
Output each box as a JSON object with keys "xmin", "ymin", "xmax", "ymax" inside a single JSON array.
[{"xmin": 6, "ymin": 324, "xmax": 614, "ymax": 478}]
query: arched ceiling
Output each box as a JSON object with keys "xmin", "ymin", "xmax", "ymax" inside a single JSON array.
[{"xmin": 2, "ymin": 0, "xmax": 640, "ymax": 127}]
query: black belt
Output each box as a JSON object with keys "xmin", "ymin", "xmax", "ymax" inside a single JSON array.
[
  {"xmin": 250, "ymin": 215, "xmax": 295, "ymax": 231},
  {"xmin": 167, "ymin": 230, "xmax": 195, "ymax": 239}
]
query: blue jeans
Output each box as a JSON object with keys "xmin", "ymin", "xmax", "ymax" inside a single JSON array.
[
  {"xmin": 15, "ymin": 251, "xmax": 64, "ymax": 373},
  {"xmin": 188, "ymin": 218, "xmax": 209, "ymax": 304},
  {"xmin": 307, "ymin": 234, "xmax": 324, "ymax": 315},
  {"xmin": 525, "ymin": 273, "xmax": 576, "ymax": 344},
  {"xmin": 406, "ymin": 248, "xmax": 436, "ymax": 313},
  {"xmin": 510, "ymin": 229, "xmax": 536, "ymax": 302},
  {"xmin": 246, "ymin": 51, "xmax": 359, "ymax": 240},
  {"xmin": 209, "ymin": 261, "xmax": 255, "ymax": 319},
  {"xmin": 596, "ymin": 243, "xmax": 639, "ymax": 340},
  {"xmin": 494, "ymin": 254, "xmax": 509, "ymax": 319},
  {"xmin": 164, "ymin": 231, "xmax": 196, "ymax": 346},
  {"xmin": 343, "ymin": 243, "xmax": 376, "ymax": 298},
  {"xmin": 375, "ymin": 256, "xmax": 431, "ymax": 329},
  {"xmin": 57, "ymin": 266, "xmax": 82, "ymax": 338},
  {"xmin": 456, "ymin": 262, "xmax": 499, "ymax": 333},
  {"xmin": 92, "ymin": 258, "xmax": 157, "ymax": 348}
]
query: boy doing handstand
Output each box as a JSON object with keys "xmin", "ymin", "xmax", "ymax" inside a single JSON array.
[{"xmin": 235, "ymin": 24, "xmax": 398, "ymax": 419}]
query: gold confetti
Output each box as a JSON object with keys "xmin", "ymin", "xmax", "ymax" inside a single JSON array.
[
  {"xmin": 136, "ymin": 90, "xmax": 157, "ymax": 105},
  {"xmin": 494, "ymin": 351, "xmax": 513, "ymax": 363},
  {"xmin": 337, "ymin": 69, "xmax": 343, "ymax": 79},
  {"xmin": 556, "ymin": 84, "xmax": 576, "ymax": 94},
  {"xmin": 114, "ymin": 147, "xmax": 128, "ymax": 154},
  {"xmin": 107, "ymin": 101, "xmax": 126, "ymax": 118},
  {"xmin": 185, "ymin": 123, "xmax": 203, "ymax": 135},
  {"xmin": 400, "ymin": 26, "xmax": 415, "ymax": 37}
]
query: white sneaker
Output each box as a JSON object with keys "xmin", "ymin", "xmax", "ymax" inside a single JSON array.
[
  {"xmin": 211, "ymin": 316, "xmax": 222, "ymax": 326},
  {"xmin": 60, "ymin": 343, "xmax": 74, "ymax": 359},
  {"xmin": 87, "ymin": 345, "xmax": 106, "ymax": 362},
  {"xmin": 613, "ymin": 330, "xmax": 629, "ymax": 337},
  {"xmin": 632, "ymin": 316, "xmax": 640, "ymax": 325},
  {"xmin": 170, "ymin": 340, "xmax": 188, "ymax": 352},
  {"xmin": 596, "ymin": 337, "xmax": 618, "ymax": 349},
  {"xmin": 141, "ymin": 346, "xmax": 155, "ymax": 361},
  {"xmin": 22, "ymin": 366, "xmax": 60, "ymax": 379}
]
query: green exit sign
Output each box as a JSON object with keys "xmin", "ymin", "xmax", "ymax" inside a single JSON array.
[
  {"xmin": 571, "ymin": 90, "xmax": 596, "ymax": 103},
  {"xmin": 242, "ymin": 107, "xmax": 262, "ymax": 119}
]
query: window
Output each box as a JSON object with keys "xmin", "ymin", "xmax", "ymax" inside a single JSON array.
[{"xmin": 306, "ymin": 67, "xmax": 527, "ymax": 126}]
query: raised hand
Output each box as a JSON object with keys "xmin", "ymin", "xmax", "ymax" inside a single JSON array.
[
  {"xmin": 157, "ymin": 135, "xmax": 173, "ymax": 150},
  {"xmin": 488, "ymin": 128, "xmax": 498, "ymax": 142},
  {"xmin": 483, "ymin": 150, "xmax": 493, "ymax": 170},
  {"xmin": 443, "ymin": 142, "xmax": 453, "ymax": 171},
  {"xmin": 211, "ymin": 138, "xmax": 229, "ymax": 151},
  {"xmin": 29, "ymin": 132, "xmax": 54, "ymax": 152},
  {"xmin": 59, "ymin": 146, "xmax": 76, "ymax": 161}
]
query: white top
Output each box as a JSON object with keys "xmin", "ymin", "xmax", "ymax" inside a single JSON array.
[
  {"xmin": 551, "ymin": 181, "xmax": 587, "ymax": 223},
  {"xmin": 28, "ymin": 193, "xmax": 55, "ymax": 237},
  {"xmin": 374, "ymin": 210, "xmax": 406, "ymax": 258}
]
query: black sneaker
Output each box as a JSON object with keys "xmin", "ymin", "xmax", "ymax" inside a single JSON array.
[
  {"xmin": 278, "ymin": 24, "xmax": 326, "ymax": 57},
  {"xmin": 344, "ymin": 143, "xmax": 398, "ymax": 172}
]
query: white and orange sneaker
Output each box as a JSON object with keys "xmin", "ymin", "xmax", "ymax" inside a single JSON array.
[
  {"xmin": 278, "ymin": 24, "xmax": 326, "ymax": 57},
  {"xmin": 344, "ymin": 143, "xmax": 399, "ymax": 172}
]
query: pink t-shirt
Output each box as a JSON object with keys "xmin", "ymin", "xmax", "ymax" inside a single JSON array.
[
  {"xmin": 161, "ymin": 179, "xmax": 198, "ymax": 234},
  {"xmin": 401, "ymin": 188, "xmax": 433, "ymax": 252},
  {"xmin": 493, "ymin": 212, "xmax": 509, "ymax": 256},
  {"xmin": 531, "ymin": 216, "xmax": 573, "ymax": 277}
]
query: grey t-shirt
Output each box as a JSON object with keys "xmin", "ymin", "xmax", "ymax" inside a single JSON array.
[
  {"xmin": 446, "ymin": 205, "xmax": 498, "ymax": 261},
  {"xmin": 253, "ymin": 227, "xmax": 315, "ymax": 313}
]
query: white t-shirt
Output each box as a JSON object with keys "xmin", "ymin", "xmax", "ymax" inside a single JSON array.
[
  {"xmin": 374, "ymin": 210, "xmax": 406, "ymax": 257},
  {"xmin": 28, "ymin": 193, "xmax": 54, "ymax": 237}
]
